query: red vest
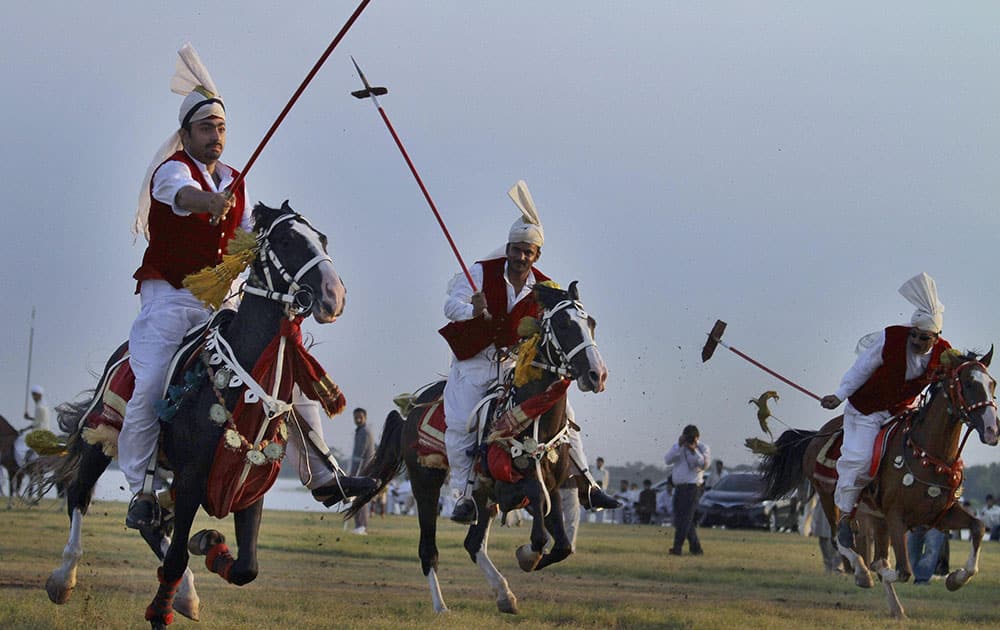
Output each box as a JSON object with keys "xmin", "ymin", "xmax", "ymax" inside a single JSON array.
[
  {"xmin": 848, "ymin": 325, "xmax": 951, "ymax": 415},
  {"xmin": 438, "ymin": 257, "xmax": 551, "ymax": 360},
  {"xmin": 133, "ymin": 150, "xmax": 246, "ymax": 290}
]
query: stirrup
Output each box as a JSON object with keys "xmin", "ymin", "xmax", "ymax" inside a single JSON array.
[{"xmin": 125, "ymin": 493, "xmax": 161, "ymax": 530}]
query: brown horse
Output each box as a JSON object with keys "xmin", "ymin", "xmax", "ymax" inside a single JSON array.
[
  {"xmin": 759, "ymin": 348, "xmax": 998, "ymax": 618},
  {"xmin": 348, "ymin": 281, "xmax": 607, "ymax": 614},
  {"xmin": 0, "ymin": 414, "xmax": 22, "ymax": 500}
]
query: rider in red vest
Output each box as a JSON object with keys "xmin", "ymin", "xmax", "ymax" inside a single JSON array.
[
  {"xmin": 439, "ymin": 183, "xmax": 619, "ymax": 525},
  {"xmin": 122, "ymin": 45, "xmax": 373, "ymax": 530},
  {"xmin": 820, "ymin": 273, "xmax": 950, "ymax": 556}
]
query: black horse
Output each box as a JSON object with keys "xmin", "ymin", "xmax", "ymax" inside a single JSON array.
[
  {"xmin": 350, "ymin": 282, "xmax": 607, "ymax": 613},
  {"xmin": 46, "ymin": 203, "xmax": 346, "ymax": 628}
]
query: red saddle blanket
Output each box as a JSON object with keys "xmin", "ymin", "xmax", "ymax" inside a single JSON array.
[{"xmin": 410, "ymin": 381, "xmax": 448, "ymax": 469}]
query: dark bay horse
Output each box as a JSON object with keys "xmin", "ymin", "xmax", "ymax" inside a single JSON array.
[
  {"xmin": 759, "ymin": 348, "xmax": 999, "ymax": 618},
  {"xmin": 46, "ymin": 203, "xmax": 346, "ymax": 628},
  {"xmin": 350, "ymin": 282, "xmax": 607, "ymax": 614},
  {"xmin": 0, "ymin": 414, "xmax": 21, "ymax": 500}
]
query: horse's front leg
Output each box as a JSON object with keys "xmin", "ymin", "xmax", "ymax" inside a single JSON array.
[
  {"xmin": 938, "ymin": 506, "xmax": 984, "ymax": 591},
  {"xmin": 144, "ymin": 528, "xmax": 199, "ymax": 622},
  {"xmin": 146, "ymin": 484, "xmax": 201, "ymax": 628},
  {"xmin": 515, "ymin": 478, "xmax": 548, "ymax": 572},
  {"xmin": 535, "ymin": 487, "xmax": 572, "ymax": 571},
  {"xmin": 468, "ymin": 506, "xmax": 518, "ymax": 614}
]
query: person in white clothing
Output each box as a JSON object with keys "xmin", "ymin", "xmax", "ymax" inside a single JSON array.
[
  {"xmin": 23, "ymin": 385, "xmax": 50, "ymax": 433},
  {"xmin": 439, "ymin": 181, "xmax": 618, "ymax": 525},
  {"xmin": 820, "ymin": 272, "xmax": 951, "ymax": 555},
  {"xmin": 122, "ymin": 44, "xmax": 373, "ymax": 529}
]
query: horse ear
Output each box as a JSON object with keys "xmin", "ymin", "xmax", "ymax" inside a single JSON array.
[
  {"xmin": 281, "ymin": 200, "xmax": 293, "ymax": 213},
  {"xmin": 569, "ymin": 280, "xmax": 580, "ymax": 301},
  {"xmin": 983, "ymin": 345, "xmax": 994, "ymax": 367}
]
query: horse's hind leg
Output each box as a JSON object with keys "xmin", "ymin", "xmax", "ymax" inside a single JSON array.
[
  {"xmin": 47, "ymin": 444, "xmax": 109, "ymax": 605},
  {"xmin": 412, "ymin": 465, "xmax": 449, "ymax": 613}
]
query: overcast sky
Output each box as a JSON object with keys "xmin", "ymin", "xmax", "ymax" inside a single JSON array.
[{"xmin": 3, "ymin": 2, "xmax": 1000, "ymax": 472}]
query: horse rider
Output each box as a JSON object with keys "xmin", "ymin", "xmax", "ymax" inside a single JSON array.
[
  {"xmin": 439, "ymin": 186, "xmax": 619, "ymax": 525},
  {"xmin": 15, "ymin": 384, "xmax": 51, "ymax": 465},
  {"xmin": 121, "ymin": 45, "xmax": 373, "ymax": 529},
  {"xmin": 23, "ymin": 385, "xmax": 51, "ymax": 433},
  {"xmin": 820, "ymin": 272, "xmax": 951, "ymax": 555}
]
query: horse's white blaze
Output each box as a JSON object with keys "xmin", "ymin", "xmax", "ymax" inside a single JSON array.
[
  {"xmin": 969, "ymin": 370, "xmax": 999, "ymax": 445},
  {"xmin": 288, "ymin": 221, "xmax": 345, "ymax": 321},
  {"xmin": 427, "ymin": 568, "xmax": 448, "ymax": 613}
]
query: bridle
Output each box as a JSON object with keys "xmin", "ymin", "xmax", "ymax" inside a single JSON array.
[
  {"xmin": 901, "ymin": 359, "xmax": 997, "ymax": 520},
  {"xmin": 242, "ymin": 213, "xmax": 333, "ymax": 317},
  {"xmin": 529, "ymin": 299, "xmax": 598, "ymax": 380}
]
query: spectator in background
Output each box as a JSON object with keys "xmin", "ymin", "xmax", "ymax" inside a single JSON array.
[
  {"xmin": 665, "ymin": 424, "xmax": 710, "ymax": 556},
  {"xmin": 907, "ymin": 526, "xmax": 949, "ymax": 584},
  {"xmin": 592, "ymin": 457, "xmax": 611, "ymax": 523},
  {"xmin": 656, "ymin": 480, "xmax": 673, "ymax": 525},
  {"xmin": 636, "ymin": 479, "xmax": 657, "ymax": 524},
  {"xmin": 613, "ymin": 479, "xmax": 631, "ymax": 524},
  {"xmin": 350, "ymin": 408, "xmax": 375, "ymax": 535},
  {"xmin": 977, "ymin": 494, "xmax": 1000, "ymax": 541}
]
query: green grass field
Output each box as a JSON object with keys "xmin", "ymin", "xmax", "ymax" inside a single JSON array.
[{"xmin": 2, "ymin": 500, "xmax": 1000, "ymax": 629}]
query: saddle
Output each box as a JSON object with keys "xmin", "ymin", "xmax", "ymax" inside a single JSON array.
[
  {"xmin": 80, "ymin": 310, "xmax": 235, "ymax": 458},
  {"xmin": 812, "ymin": 414, "xmax": 909, "ymax": 494}
]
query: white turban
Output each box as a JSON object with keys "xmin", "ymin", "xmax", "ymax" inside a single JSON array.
[
  {"xmin": 132, "ymin": 43, "xmax": 224, "ymax": 240},
  {"xmin": 506, "ymin": 180, "xmax": 544, "ymax": 247},
  {"xmin": 899, "ymin": 272, "xmax": 944, "ymax": 333},
  {"xmin": 30, "ymin": 384, "xmax": 44, "ymax": 396}
]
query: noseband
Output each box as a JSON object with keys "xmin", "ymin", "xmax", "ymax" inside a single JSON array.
[
  {"xmin": 242, "ymin": 213, "xmax": 333, "ymax": 316},
  {"xmin": 530, "ymin": 299, "xmax": 598, "ymax": 379}
]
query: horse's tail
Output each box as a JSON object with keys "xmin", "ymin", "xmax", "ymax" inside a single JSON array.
[
  {"xmin": 344, "ymin": 409, "xmax": 406, "ymax": 519},
  {"xmin": 49, "ymin": 395, "xmax": 101, "ymax": 503},
  {"xmin": 758, "ymin": 428, "xmax": 817, "ymax": 501}
]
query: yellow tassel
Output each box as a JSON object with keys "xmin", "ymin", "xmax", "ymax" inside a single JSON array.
[
  {"xmin": 536, "ymin": 280, "xmax": 561, "ymax": 290},
  {"xmin": 24, "ymin": 429, "xmax": 67, "ymax": 456},
  {"xmin": 514, "ymin": 334, "xmax": 543, "ymax": 387},
  {"xmin": 940, "ymin": 348, "xmax": 964, "ymax": 368},
  {"xmin": 182, "ymin": 228, "xmax": 259, "ymax": 309},
  {"xmin": 517, "ymin": 316, "xmax": 541, "ymax": 338}
]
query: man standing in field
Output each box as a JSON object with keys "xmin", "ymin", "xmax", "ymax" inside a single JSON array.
[{"xmin": 350, "ymin": 408, "xmax": 376, "ymax": 534}]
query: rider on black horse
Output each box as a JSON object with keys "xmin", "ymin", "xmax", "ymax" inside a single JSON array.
[
  {"xmin": 438, "ymin": 181, "xmax": 619, "ymax": 525},
  {"xmin": 121, "ymin": 44, "xmax": 374, "ymax": 530}
]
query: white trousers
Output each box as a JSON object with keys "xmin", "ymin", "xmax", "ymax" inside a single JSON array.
[
  {"xmin": 834, "ymin": 403, "xmax": 892, "ymax": 513},
  {"xmin": 443, "ymin": 363, "xmax": 493, "ymax": 497},
  {"xmin": 118, "ymin": 281, "xmax": 211, "ymax": 494},
  {"xmin": 284, "ymin": 396, "xmax": 340, "ymax": 489}
]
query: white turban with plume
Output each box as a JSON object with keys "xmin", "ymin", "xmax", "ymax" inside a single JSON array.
[
  {"xmin": 132, "ymin": 43, "xmax": 226, "ymax": 240},
  {"xmin": 507, "ymin": 180, "xmax": 544, "ymax": 247},
  {"xmin": 899, "ymin": 272, "xmax": 944, "ymax": 333},
  {"xmin": 30, "ymin": 384, "xmax": 44, "ymax": 396}
]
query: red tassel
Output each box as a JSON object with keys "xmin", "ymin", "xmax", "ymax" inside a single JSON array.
[
  {"xmin": 206, "ymin": 542, "xmax": 235, "ymax": 582},
  {"xmin": 145, "ymin": 566, "xmax": 182, "ymax": 625}
]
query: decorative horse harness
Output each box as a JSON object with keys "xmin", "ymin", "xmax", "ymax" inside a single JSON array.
[{"xmin": 894, "ymin": 359, "xmax": 997, "ymax": 520}]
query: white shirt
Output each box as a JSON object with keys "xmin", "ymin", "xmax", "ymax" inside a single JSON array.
[
  {"xmin": 665, "ymin": 442, "xmax": 711, "ymax": 485},
  {"xmin": 152, "ymin": 150, "xmax": 252, "ymax": 232},
  {"xmin": 978, "ymin": 504, "xmax": 1000, "ymax": 528},
  {"xmin": 28, "ymin": 401, "xmax": 50, "ymax": 432},
  {"xmin": 443, "ymin": 259, "xmax": 538, "ymax": 381},
  {"xmin": 834, "ymin": 330, "xmax": 933, "ymax": 403}
]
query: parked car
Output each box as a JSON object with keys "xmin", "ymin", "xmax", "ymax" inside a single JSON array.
[{"xmin": 696, "ymin": 472, "xmax": 797, "ymax": 532}]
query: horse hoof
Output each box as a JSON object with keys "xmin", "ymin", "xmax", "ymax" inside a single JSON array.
[
  {"xmin": 855, "ymin": 572, "xmax": 874, "ymax": 589},
  {"xmin": 497, "ymin": 595, "xmax": 519, "ymax": 614},
  {"xmin": 946, "ymin": 570, "xmax": 969, "ymax": 592},
  {"xmin": 174, "ymin": 597, "xmax": 200, "ymax": 621},
  {"xmin": 515, "ymin": 544, "xmax": 541, "ymax": 572},
  {"xmin": 188, "ymin": 529, "xmax": 225, "ymax": 555},
  {"xmin": 45, "ymin": 575, "xmax": 73, "ymax": 605}
]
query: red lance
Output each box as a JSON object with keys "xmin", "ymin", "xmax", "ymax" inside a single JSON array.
[
  {"xmin": 349, "ymin": 57, "xmax": 478, "ymax": 292},
  {"xmin": 226, "ymin": 0, "xmax": 374, "ymax": 200}
]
